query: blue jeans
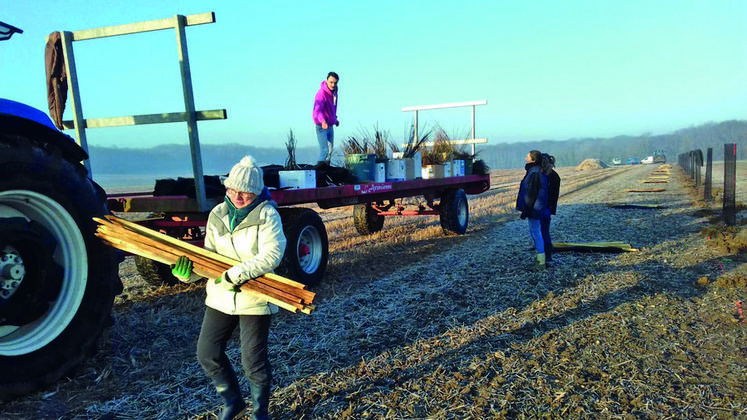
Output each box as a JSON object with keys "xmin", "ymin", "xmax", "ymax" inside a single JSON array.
[
  {"xmin": 541, "ymin": 216, "xmax": 552, "ymax": 260},
  {"xmin": 527, "ymin": 217, "xmax": 544, "ymax": 254},
  {"xmin": 315, "ymin": 125, "xmax": 334, "ymax": 163}
]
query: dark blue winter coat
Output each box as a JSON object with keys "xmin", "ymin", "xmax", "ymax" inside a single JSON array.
[{"xmin": 516, "ymin": 162, "xmax": 550, "ymax": 220}]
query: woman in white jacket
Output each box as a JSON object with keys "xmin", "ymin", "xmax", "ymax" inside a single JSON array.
[{"xmin": 172, "ymin": 155, "xmax": 286, "ymax": 420}]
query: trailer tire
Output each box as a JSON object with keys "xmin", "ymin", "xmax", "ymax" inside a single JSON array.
[
  {"xmin": 353, "ymin": 203, "xmax": 385, "ymax": 235},
  {"xmin": 0, "ymin": 139, "xmax": 121, "ymax": 399},
  {"xmin": 439, "ymin": 188, "xmax": 469, "ymax": 235},
  {"xmin": 134, "ymin": 256, "xmax": 180, "ymax": 286},
  {"xmin": 277, "ymin": 208, "xmax": 328, "ymax": 286}
]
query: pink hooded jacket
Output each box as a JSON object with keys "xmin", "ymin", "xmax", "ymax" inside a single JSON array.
[{"xmin": 312, "ymin": 80, "xmax": 338, "ymax": 126}]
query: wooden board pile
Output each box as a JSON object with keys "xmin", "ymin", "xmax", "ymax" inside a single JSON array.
[
  {"xmin": 630, "ymin": 164, "xmax": 671, "ymax": 190},
  {"xmin": 93, "ymin": 215, "xmax": 315, "ymax": 314}
]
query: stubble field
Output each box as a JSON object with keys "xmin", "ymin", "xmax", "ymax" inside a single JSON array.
[{"xmin": 2, "ymin": 163, "xmax": 746, "ymax": 419}]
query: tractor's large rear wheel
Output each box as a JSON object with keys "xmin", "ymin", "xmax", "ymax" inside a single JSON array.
[{"xmin": 0, "ymin": 139, "xmax": 121, "ymax": 399}]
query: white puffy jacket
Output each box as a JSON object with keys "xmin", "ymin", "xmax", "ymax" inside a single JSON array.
[{"xmin": 202, "ymin": 200, "xmax": 286, "ymax": 315}]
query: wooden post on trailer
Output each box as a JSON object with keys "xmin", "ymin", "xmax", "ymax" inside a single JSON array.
[
  {"xmin": 174, "ymin": 14, "xmax": 207, "ymax": 212},
  {"xmin": 413, "ymin": 110, "xmax": 419, "ymax": 147},
  {"xmin": 470, "ymin": 104, "xmax": 476, "ymax": 157},
  {"xmin": 59, "ymin": 31, "xmax": 90, "ymax": 174},
  {"xmin": 54, "ymin": 12, "xmax": 224, "ymax": 212}
]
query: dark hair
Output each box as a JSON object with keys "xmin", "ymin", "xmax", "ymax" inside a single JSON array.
[
  {"xmin": 327, "ymin": 71, "xmax": 339, "ymax": 80},
  {"xmin": 528, "ymin": 150, "xmax": 542, "ymax": 163},
  {"xmin": 542, "ymin": 153, "xmax": 555, "ymax": 167},
  {"xmin": 541, "ymin": 153, "xmax": 556, "ymax": 175}
]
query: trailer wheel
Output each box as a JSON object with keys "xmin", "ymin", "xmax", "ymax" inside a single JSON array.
[
  {"xmin": 277, "ymin": 208, "xmax": 328, "ymax": 286},
  {"xmin": 0, "ymin": 139, "xmax": 121, "ymax": 399},
  {"xmin": 134, "ymin": 256, "xmax": 180, "ymax": 286},
  {"xmin": 353, "ymin": 203, "xmax": 385, "ymax": 235},
  {"xmin": 439, "ymin": 188, "xmax": 469, "ymax": 235}
]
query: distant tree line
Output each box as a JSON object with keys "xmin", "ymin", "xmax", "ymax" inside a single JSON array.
[
  {"xmin": 478, "ymin": 120, "xmax": 747, "ymax": 169},
  {"xmin": 88, "ymin": 143, "xmax": 320, "ymax": 176},
  {"xmin": 88, "ymin": 120, "xmax": 747, "ymax": 175}
]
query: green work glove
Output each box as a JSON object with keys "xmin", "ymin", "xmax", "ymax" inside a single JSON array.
[
  {"xmin": 171, "ymin": 256, "xmax": 193, "ymax": 282},
  {"xmin": 215, "ymin": 271, "xmax": 241, "ymax": 292}
]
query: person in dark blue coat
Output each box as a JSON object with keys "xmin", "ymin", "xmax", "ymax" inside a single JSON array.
[
  {"xmin": 516, "ymin": 150, "xmax": 551, "ymax": 269},
  {"xmin": 541, "ymin": 153, "xmax": 561, "ymax": 265}
]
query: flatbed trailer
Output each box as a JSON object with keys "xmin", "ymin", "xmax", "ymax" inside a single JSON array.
[{"xmin": 107, "ymin": 173, "xmax": 490, "ymax": 285}]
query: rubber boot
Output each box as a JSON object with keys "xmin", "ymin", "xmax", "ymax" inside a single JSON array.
[
  {"xmin": 534, "ymin": 253, "xmax": 546, "ymax": 271},
  {"xmin": 249, "ymin": 381, "xmax": 271, "ymax": 420},
  {"xmin": 214, "ymin": 373, "xmax": 248, "ymax": 420}
]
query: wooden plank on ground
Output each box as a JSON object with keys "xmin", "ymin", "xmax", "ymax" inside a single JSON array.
[
  {"xmin": 626, "ymin": 188, "xmax": 665, "ymax": 192},
  {"xmin": 553, "ymin": 241, "xmax": 639, "ymax": 253}
]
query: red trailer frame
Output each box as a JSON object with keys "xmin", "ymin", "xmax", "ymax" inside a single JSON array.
[
  {"xmin": 107, "ymin": 174, "xmax": 489, "ymax": 212},
  {"xmin": 107, "ymin": 174, "xmax": 490, "ymax": 286}
]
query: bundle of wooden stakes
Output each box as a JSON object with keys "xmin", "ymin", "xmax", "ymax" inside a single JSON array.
[{"xmin": 93, "ymin": 215, "xmax": 315, "ymax": 314}]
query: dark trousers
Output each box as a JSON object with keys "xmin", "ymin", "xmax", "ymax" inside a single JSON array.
[
  {"xmin": 196, "ymin": 306, "xmax": 272, "ymax": 390},
  {"xmin": 540, "ymin": 216, "xmax": 552, "ymax": 261}
]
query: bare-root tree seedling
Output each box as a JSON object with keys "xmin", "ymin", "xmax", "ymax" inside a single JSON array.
[
  {"xmin": 402, "ymin": 122, "xmax": 431, "ymax": 159},
  {"xmin": 285, "ymin": 129, "xmax": 300, "ymax": 170}
]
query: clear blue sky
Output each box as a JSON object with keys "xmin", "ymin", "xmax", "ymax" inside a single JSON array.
[{"xmin": 1, "ymin": 0, "xmax": 745, "ymax": 151}]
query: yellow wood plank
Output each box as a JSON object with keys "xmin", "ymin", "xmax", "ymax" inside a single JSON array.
[
  {"xmin": 72, "ymin": 12, "xmax": 215, "ymax": 41},
  {"xmin": 61, "ymin": 109, "xmax": 226, "ymax": 129}
]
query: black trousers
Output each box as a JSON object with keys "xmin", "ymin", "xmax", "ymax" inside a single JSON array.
[{"xmin": 196, "ymin": 306, "xmax": 272, "ymax": 389}]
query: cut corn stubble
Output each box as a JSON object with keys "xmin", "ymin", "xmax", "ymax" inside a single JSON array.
[{"xmin": 93, "ymin": 215, "xmax": 314, "ymax": 314}]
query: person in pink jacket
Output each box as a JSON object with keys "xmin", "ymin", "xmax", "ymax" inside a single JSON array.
[{"xmin": 312, "ymin": 71, "xmax": 339, "ymax": 166}]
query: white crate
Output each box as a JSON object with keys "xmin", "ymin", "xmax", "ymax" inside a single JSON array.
[
  {"xmin": 375, "ymin": 162, "xmax": 386, "ymax": 183},
  {"xmin": 386, "ymin": 159, "xmax": 406, "ymax": 181},
  {"xmin": 279, "ymin": 170, "xmax": 316, "ymax": 189},
  {"xmin": 443, "ymin": 161, "xmax": 452, "ymax": 177},
  {"xmin": 410, "ymin": 151, "xmax": 422, "ymax": 179},
  {"xmin": 421, "ymin": 164, "xmax": 445, "ymax": 179}
]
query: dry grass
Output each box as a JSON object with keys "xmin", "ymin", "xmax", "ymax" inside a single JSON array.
[{"xmin": 2, "ymin": 164, "xmax": 746, "ymax": 419}]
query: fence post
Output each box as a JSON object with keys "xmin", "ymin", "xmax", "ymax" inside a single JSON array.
[
  {"xmin": 704, "ymin": 147, "xmax": 713, "ymax": 202},
  {"xmin": 723, "ymin": 143, "xmax": 737, "ymax": 226},
  {"xmin": 690, "ymin": 151, "xmax": 696, "ymax": 182}
]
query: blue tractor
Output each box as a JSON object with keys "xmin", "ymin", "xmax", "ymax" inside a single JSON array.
[{"xmin": 0, "ymin": 21, "xmax": 122, "ymax": 399}]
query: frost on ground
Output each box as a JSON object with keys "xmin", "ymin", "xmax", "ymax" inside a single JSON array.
[{"xmin": 2, "ymin": 164, "xmax": 745, "ymax": 419}]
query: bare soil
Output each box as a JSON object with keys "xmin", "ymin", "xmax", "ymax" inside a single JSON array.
[{"xmin": 2, "ymin": 164, "xmax": 745, "ymax": 419}]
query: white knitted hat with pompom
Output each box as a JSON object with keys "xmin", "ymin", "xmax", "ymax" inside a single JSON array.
[{"xmin": 223, "ymin": 155, "xmax": 264, "ymax": 195}]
